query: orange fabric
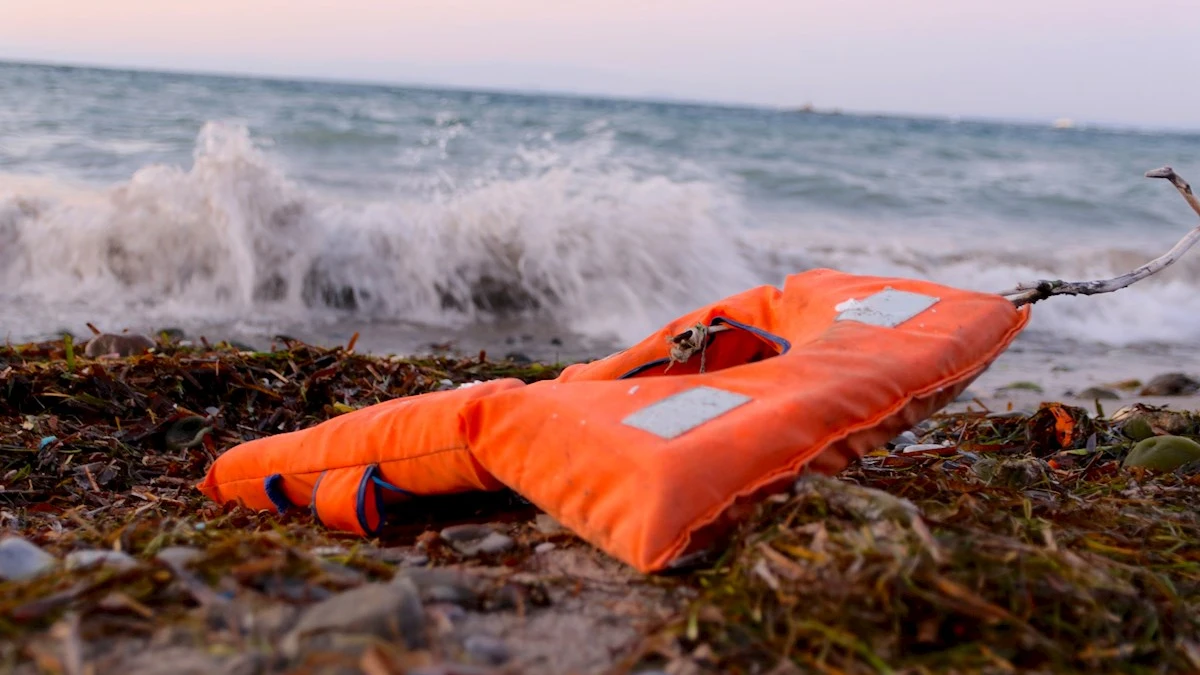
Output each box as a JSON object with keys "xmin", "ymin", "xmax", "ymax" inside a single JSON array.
[
  {"xmin": 197, "ymin": 378, "xmax": 520, "ymax": 535},
  {"xmin": 465, "ymin": 269, "xmax": 1030, "ymax": 572},
  {"xmin": 196, "ymin": 268, "xmax": 1030, "ymax": 569}
]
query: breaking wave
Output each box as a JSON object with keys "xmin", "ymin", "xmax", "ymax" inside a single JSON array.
[
  {"xmin": 2, "ymin": 122, "xmax": 1199, "ymax": 351},
  {"xmin": 0, "ymin": 122, "xmax": 763, "ymax": 345}
]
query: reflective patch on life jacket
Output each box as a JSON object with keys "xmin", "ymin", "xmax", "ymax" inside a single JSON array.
[
  {"xmin": 622, "ymin": 386, "xmax": 753, "ymax": 440},
  {"xmin": 835, "ymin": 289, "xmax": 939, "ymax": 328}
]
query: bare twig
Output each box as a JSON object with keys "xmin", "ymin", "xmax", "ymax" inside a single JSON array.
[{"xmin": 998, "ymin": 166, "xmax": 1200, "ymax": 307}]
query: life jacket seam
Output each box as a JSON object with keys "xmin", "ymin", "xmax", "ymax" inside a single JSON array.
[{"xmin": 213, "ymin": 445, "xmax": 468, "ymax": 488}]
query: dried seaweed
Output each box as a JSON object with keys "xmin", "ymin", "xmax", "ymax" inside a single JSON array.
[
  {"xmin": 629, "ymin": 405, "xmax": 1200, "ymax": 675},
  {"xmin": 3, "ymin": 339, "xmax": 1199, "ymax": 674}
]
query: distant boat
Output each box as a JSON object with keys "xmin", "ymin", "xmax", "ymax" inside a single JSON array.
[{"xmin": 1053, "ymin": 117, "xmax": 1075, "ymax": 129}]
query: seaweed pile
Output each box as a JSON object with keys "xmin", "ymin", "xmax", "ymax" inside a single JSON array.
[
  {"xmin": 630, "ymin": 406, "xmax": 1200, "ymax": 675},
  {"xmin": 2, "ymin": 336, "xmax": 1199, "ymax": 674}
]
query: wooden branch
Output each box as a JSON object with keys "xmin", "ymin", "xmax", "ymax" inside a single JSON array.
[{"xmin": 998, "ymin": 166, "xmax": 1200, "ymax": 307}]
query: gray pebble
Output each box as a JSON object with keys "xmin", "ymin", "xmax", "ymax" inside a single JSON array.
[
  {"xmin": 440, "ymin": 523, "xmax": 495, "ymax": 543},
  {"xmin": 425, "ymin": 584, "xmax": 479, "ymax": 607},
  {"xmin": 954, "ymin": 389, "xmax": 983, "ymax": 403},
  {"xmin": 0, "ymin": 536, "xmax": 56, "ymax": 581},
  {"xmin": 425, "ymin": 602, "xmax": 467, "ymax": 622},
  {"xmin": 464, "ymin": 634, "xmax": 511, "ymax": 665},
  {"xmin": 534, "ymin": 513, "xmax": 564, "ymax": 535},
  {"xmin": 888, "ymin": 431, "xmax": 919, "ymax": 449},
  {"xmin": 309, "ymin": 545, "xmax": 348, "ymax": 557},
  {"xmin": 1140, "ymin": 373, "xmax": 1200, "ymax": 396},
  {"xmin": 535, "ymin": 542, "xmax": 557, "ymax": 554},
  {"xmin": 1074, "ymin": 386, "xmax": 1120, "ymax": 400},
  {"xmin": 281, "ymin": 581, "xmax": 426, "ymax": 658},
  {"xmin": 399, "ymin": 569, "xmax": 481, "ymax": 608},
  {"xmin": 65, "ymin": 549, "xmax": 139, "ymax": 571},
  {"xmin": 154, "ymin": 546, "xmax": 202, "ymax": 570},
  {"xmin": 458, "ymin": 532, "xmax": 514, "ymax": 557}
]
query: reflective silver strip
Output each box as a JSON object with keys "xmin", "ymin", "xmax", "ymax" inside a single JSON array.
[
  {"xmin": 834, "ymin": 289, "xmax": 939, "ymax": 328},
  {"xmin": 622, "ymin": 386, "xmax": 753, "ymax": 440}
]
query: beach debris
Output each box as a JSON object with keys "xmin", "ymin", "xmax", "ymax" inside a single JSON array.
[
  {"xmin": 440, "ymin": 524, "xmax": 515, "ymax": 557},
  {"xmin": 0, "ymin": 536, "xmax": 57, "ymax": 581},
  {"xmin": 83, "ymin": 332, "xmax": 156, "ymax": 358},
  {"xmin": 1139, "ymin": 372, "xmax": 1200, "ymax": 396},
  {"xmin": 1024, "ymin": 402, "xmax": 1094, "ymax": 456},
  {"xmin": 1073, "ymin": 386, "xmax": 1120, "ymax": 400},
  {"xmin": 887, "ymin": 430, "xmax": 919, "ymax": 450},
  {"xmin": 462, "ymin": 634, "xmax": 511, "ymax": 666},
  {"xmin": 164, "ymin": 415, "xmax": 212, "ymax": 450},
  {"xmin": 63, "ymin": 549, "xmax": 139, "ymax": 571},
  {"xmin": 1112, "ymin": 404, "xmax": 1200, "ymax": 437},
  {"xmin": 2, "ymin": 335, "xmax": 1199, "ymax": 674},
  {"xmin": 999, "ymin": 166, "xmax": 1200, "ymax": 306},
  {"xmin": 996, "ymin": 380, "xmax": 1044, "ymax": 395},
  {"xmin": 281, "ymin": 581, "xmax": 427, "ymax": 658},
  {"xmin": 533, "ymin": 514, "xmax": 564, "ymax": 535},
  {"xmin": 153, "ymin": 546, "xmax": 202, "ymax": 571},
  {"xmin": 971, "ymin": 456, "xmax": 1052, "ymax": 488},
  {"xmin": 1123, "ymin": 435, "xmax": 1200, "ymax": 472}
]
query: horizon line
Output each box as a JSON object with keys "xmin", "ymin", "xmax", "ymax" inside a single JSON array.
[{"xmin": 3, "ymin": 55, "xmax": 1199, "ymax": 135}]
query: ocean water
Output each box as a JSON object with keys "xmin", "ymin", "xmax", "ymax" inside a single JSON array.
[{"xmin": 3, "ymin": 60, "xmax": 1200, "ymax": 368}]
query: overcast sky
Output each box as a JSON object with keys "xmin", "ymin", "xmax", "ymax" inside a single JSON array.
[{"xmin": 3, "ymin": 0, "xmax": 1199, "ymax": 129}]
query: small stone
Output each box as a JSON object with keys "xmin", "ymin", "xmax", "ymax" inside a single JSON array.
[
  {"xmin": 281, "ymin": 581, "xmax": 426, "ymax": 658},
  {"xmin": 504, "ymin": 352, "xmax": 532, "ymax": 365},
  {"xmin": 400, "ymin": 569, "xmax": 481, "ymax": 608},
  {"xmin": 455, "ymin": 532, "xmax": 514, "ymax": 557},
  {"xmin": 534, "ymin": 513, "xmax": 564, "ymax": 535},
  {"xmin": 440, "ymin": 523, "xmax": 495, "ymax": 543},
  {"xmin": 888, "ymin": 431, "xmax": 919, "ymax": 449},
  {"xmin": 901, "ymin": 443, "xmax": 950, "ymax": 454},
  {"xmin": 309, "ymin": 546, "xmax": 349, "ymax": 557},
  {"xmin": 154, "ymin": 546, "xmax": 202, "ymax": 570},
  {"xmin": 1074, "ymin": 386, "xmax": 1119, "ymax": 400},
  {"xmin": 463, "ymin": 634, "xmax": 511, "ymax": 665},
  {"xmin": 315, "ymin": 559, "xmax": 366, "ymax": 586},
  {"xmin": 84, "ymin": 332, "xmax": 156, "ymax": 358},
  {"xmin": 972, "ymin": 457, "xmax": 1051, "ymax": 488},
  {"xmin": 1123, "ymin": 435, "xmax": 1200, "ymax": 472},
  {"xmin": 425, "ymin": 584, "xmax": 480, "ymax": 607},
  {"xmin": 0, "ymin": 536, "xmax": 56, "ymax": 581},
  {"xmin": 65, "ymin": 549, "xmax": 139, "ymax": 571},
  {"xmin": 441, "ymin": 524, "xmax": 514, "ymax": 556},
  {"xmin": 954, "ymin": 389, "xmax": 983, "ymax": 403},
  {"xmin": 165, "ymin": 416, "xmax": 212, "ymax": 450},
  {"xmin": 1140, "ymin": 373, "xmax": 1200, "ymax": 397},
  {"xmin": 995, "ymin": 381, "xmax": 1044, "ymax": 395},
  {"xmin": 534, "ymin": 542, "xmax": 557, "ymax": 554},
  {"xmin": 1121, "ymin": 417, "xmax": 1157, "ymax": 442}
]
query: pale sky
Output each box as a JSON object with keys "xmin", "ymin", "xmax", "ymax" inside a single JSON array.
[{"xmin": 3, "ymin": 0, "xmax": 1199, "ymax": 129}]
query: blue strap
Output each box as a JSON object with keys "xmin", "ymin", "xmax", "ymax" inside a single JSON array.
[
  {"xmin": 310, "ymin": 471, "xmax": 327, "ymax": 527},
  {"xmin": 711, "ymin": 316, "xmax": 792, "ymax": 353},
  {"xmin": 355, "ymin": 465, "xmax": 414, "ymax": 536},
  {"xmin": 263, "ymin": 474, "xmax": 292, "ymax": 514}
]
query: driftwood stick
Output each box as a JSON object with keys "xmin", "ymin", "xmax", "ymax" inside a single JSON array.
[{"xmin": 998, "ymin": 166, "xmax": 1200, "ymax": 307}]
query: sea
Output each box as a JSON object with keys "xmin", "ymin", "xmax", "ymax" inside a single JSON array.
[{"xmin": 2, "ymin": 60, "xmax": 1199, "ymax": 393}]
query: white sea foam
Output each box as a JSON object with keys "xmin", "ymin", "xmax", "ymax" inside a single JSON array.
[
  {"xmin": 0, "ymin": 122, "xmax": 762, "ymax": 346},
  {"xmin": 2, "ymin": 121, "xmax": 1200, "ymax": 351}
]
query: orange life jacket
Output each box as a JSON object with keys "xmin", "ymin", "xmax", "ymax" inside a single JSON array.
[
  {"xmin": 196, "ymin": 378, "xmax": 522, "ymax": 536},
  {"xmin": 197, "ymin": 269, "xmax": 1030, "ymax": 571}
]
